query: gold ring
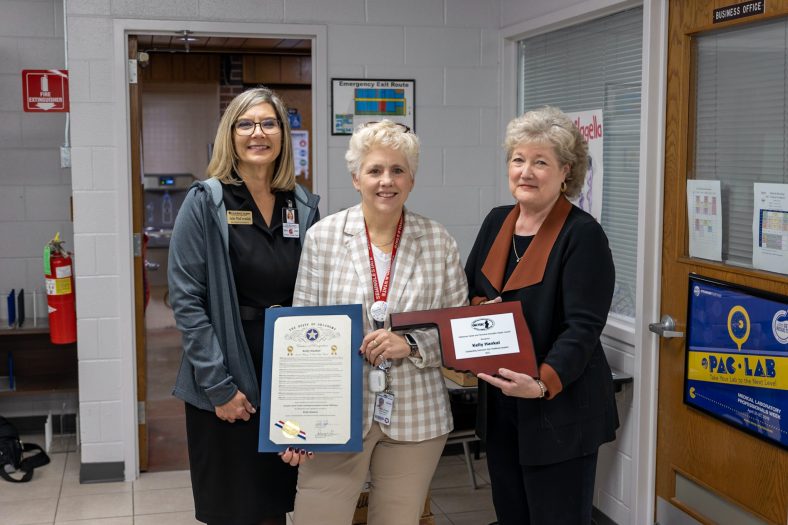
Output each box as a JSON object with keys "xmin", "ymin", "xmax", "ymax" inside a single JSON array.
[{"xmin": 372, "ymin": 340, "xmax": 379, "ymax": 347}]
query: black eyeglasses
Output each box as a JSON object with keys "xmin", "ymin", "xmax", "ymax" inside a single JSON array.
[
  {"xmin": 361, "ymin": 121, "xmax": 412, "ymax": 133},
  {"xmin": 234, "ymin": 118, "xmax": 282, "ymax": 136}
]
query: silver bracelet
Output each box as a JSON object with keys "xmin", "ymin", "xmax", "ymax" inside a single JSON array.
[{"xmin": 535, "ymin": 379, "xmax": 547, "ymax": 399}]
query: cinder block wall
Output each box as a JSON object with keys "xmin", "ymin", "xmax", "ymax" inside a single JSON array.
[
  {"xmin": 63, "ymin": 0, "xmax": 503, "ymax": 474},
  {"xmin": 0, "ymin": 3, "xmax": 646, "ymax": 523},
  {"xmin": 0, "ymin": 0, "xmax": 71, "ymax": 321}
]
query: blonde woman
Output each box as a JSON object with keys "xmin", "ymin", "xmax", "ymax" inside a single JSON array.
[{"xmin": 169, "ymin": 87, "xmax": 320, "ymax": 525}]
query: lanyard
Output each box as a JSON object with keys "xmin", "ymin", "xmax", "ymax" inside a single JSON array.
[{"xmin": 364, "ymin": 213, "xmax": 405, "ymax": 303}]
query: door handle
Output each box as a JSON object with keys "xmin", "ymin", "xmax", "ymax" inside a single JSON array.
[{"xmin": 648, "ymin": 315, "xmax": 684, "ymax": 338}]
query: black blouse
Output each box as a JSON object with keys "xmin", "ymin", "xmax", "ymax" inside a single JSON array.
[{"xmin": 221, "ymin": 181, "xmax": 301, "ymax": 309}]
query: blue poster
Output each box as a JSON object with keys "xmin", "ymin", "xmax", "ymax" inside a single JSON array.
[{"xmin": 685, "ymin": 275, "xmax": 788, "ymax": 449}]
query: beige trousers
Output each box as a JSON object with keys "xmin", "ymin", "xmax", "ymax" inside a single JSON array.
[{"xmin": 292, "ymin": 423, "xmax": 448, "ymax": 525}]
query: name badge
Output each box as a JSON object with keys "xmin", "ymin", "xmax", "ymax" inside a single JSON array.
[
  {"xmin": 227, "ymin": 210, "xmax": 253, "ymax": 225},
  {"xmin": 282, "ymin": 206, "xmax": 299, "ymax": 238},
  {"xmin": 283, "ymin": 223, "xmax": 300, "ymax": 239},
  {"xmin": 373, "ymin": 392, "xmax": 395, "ymax": 426},
  {"xmin": 282, "ymin": 207, "xmax": 297, "ymax": 224}
]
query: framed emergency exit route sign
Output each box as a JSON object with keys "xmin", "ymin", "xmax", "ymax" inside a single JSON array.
[{"xmin": 22, "ymin": 69, "xmax": 69, "ymax": 112}]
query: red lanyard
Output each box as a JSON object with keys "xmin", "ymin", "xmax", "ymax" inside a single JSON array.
[{"xmin": 364, "ymin": 213, "xmax": 405, "ymax": 302}]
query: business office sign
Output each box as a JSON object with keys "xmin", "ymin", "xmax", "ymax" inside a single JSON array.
[
  {"xmin": 684, "ymin": 275, "xmax": 787, "ymax": 449},
  {"xmin": 713, "ymin": 1, "xmax": 765, "ymax": 24},
  {"xmin": 22, "ymin": 69, "xmax": 69, "ymax": 112}
]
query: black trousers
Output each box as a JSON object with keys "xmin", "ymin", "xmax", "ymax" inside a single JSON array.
[{"xmin": 485, "ymin": 393, "xmax": 599, "ymax": 525}]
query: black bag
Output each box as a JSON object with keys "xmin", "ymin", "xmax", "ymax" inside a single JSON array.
[{"xmin": 0, "ymin": 416, "xmax": 50, "ymax": 482}]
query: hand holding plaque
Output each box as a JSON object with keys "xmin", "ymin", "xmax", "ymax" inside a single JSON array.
[{"xmin": 389, "ymin": 301, "xmax": 537, "ymax": 377}]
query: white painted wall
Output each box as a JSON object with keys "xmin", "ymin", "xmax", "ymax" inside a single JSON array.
[
  {"xmin": 0, "ymin": 2, "xmax": 665, "ymax": 523},
  {"xmin": 0, "ymin": 0, "xmax": 71, "ymax": 325},
  {"xmin": 63, "ymin": 0, "xmax": 502, "ymax": 479},
  {"xmin": 141, "ymin": 83, "xmax": 219, "ymax": 180}
]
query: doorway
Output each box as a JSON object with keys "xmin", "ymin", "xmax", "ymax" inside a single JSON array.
[
  {"xmin": 656, "ymin": 1, "xmax": 788, "ymax": 523},
  {"xmin": 130, "ymin": 33, "xmax": 314, "ymax": 471}
]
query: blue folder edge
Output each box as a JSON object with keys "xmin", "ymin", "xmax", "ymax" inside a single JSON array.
[{"xmin": 258, "ymin": 304, "xmax": 364, "ymax": 453}]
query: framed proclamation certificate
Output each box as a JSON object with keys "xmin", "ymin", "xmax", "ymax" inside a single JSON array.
[{"xmin": 258, "ymin": 304, "xmax": 364, "ymax": 453}]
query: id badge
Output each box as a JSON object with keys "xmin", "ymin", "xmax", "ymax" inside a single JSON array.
[
  {"xmin": 373, "ymin": 392, "xmax": 395, "ymax": 426},
  {"xmin": 282, "ymin": 207, "xmax": 299, "ymax": 238}
]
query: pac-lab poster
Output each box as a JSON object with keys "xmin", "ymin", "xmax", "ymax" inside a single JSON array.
[{"xmin": 685, "ymin": 275, "xmax": 787, "ymax": 449}]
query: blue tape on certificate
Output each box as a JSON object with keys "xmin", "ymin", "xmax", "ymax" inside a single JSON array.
[
  {"xmin": 685, "ymin": 275, "xmax": 788, "ymax": 449},
  {"xmin": 258, "ymin": 304, "xmax": 364, "ymax": 453}
]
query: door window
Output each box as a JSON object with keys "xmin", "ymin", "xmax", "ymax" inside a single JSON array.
[{"xmin": 693, "ymin": 19, "xmax": 788, "ymax": 271}]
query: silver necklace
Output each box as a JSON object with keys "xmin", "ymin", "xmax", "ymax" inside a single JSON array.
[{"xmin": 512, "ymin": 235, "xmax": 524, "ymax": 263}]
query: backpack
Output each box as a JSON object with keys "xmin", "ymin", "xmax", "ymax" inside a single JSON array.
[{"xmin": 0, "ymin": 415, "xmax": 50, "ymax": 482}]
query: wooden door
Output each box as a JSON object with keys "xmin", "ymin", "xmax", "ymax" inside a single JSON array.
[
  {"xmin": 128, "ymin": 35, "xmax": 149, "ymax": 471},
  {"xmin": 657, "ymin": 2, "xmax": 788, "ymax": 523}
]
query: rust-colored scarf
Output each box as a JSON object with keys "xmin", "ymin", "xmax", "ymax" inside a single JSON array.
[{"xmin": 481, "ymin": 197, "xmax": 572, "ymax": 294}]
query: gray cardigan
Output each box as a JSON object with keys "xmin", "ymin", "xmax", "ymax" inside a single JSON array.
[{"xmin": 168, "ymin": 178, "xmax": 320, "ymax": 410}]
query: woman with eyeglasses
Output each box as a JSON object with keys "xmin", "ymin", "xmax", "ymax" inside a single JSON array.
[
  {"xmin": 279, "ymin": 120, "xmax": 468, "ymax": 525},
  {"xmin": 168, "ymin": 87, "xmax": 320, "ymax": 525}
]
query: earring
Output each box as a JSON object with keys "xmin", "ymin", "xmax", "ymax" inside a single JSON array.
[{"xmin": 560, "ymin": 180, "xmax": 567, "ymax": 193}]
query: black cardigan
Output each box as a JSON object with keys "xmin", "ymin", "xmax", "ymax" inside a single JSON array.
[{"xmin": 465, "ymin": 202, "xmax": 619, "ymax": 465}]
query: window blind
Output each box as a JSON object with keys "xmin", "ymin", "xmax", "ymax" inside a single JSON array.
[
  {"xmin": 518, "ymin": 7, "xmax": 643, "ymax": 320},
  {"xmin": 694, "ymin": 19, "xmax": 788, "ymax": 268}
]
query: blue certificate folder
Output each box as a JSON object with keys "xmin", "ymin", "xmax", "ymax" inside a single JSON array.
[{"xmin": 258, "ymin": 304, "xmax": 364, "ymax": 453}]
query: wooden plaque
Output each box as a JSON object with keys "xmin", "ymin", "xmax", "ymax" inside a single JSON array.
[{"xmin": 390, "ymin": 302, "xmax": 537, "ymax": 377}]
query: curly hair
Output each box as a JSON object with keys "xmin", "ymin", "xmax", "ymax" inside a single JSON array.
[
  {"xmin": 504, "ymin": 106, "xmax": 588, "ymax": 198},
  {"xmin": 206, "ymin": 87, "xmax": 295, "ymax": 190},
  {"xmin": 345, "ymin": 120, "xmax": 420, "ymax": 178}
]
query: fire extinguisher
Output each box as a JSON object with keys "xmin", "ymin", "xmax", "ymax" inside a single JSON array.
[{"xmin": 44, "ymin": 233, "xmax": 76, "ymax": 344}]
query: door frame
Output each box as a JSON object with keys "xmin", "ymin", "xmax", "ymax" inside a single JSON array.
[
  {"xmin": 111, "ymin": 19, "xmax": 328, "ymax": 479},
  {"xmin": 500, "ymin": 1, "xmax": 668, "ymax": 523},
  {"xmin": 657, "ymin": 1, "xmax": 788, "ymax": 523}
]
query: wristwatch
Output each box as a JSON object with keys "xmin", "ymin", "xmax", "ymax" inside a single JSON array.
[{"xmin": 403, "ymin": 333, "xmax": 420, "ymax": 358}]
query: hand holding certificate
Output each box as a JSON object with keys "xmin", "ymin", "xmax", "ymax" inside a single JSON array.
[
  {"xmin": 390, "ymin": 301, "xmax": 537, "ymax": 377},
  {"xmin": 258, "ymin": 304, "xmax": 364, "ymax": 453}
]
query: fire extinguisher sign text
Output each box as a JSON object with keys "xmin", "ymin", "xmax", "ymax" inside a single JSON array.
[{"xmin": 22, "ymin": 69, "xmax": 69, "ymax": 112}]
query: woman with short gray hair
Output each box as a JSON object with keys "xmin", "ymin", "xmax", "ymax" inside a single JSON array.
[
  {"xmin": 282, "ymin": 119, "xmax": 468, "ymax": 525},
  {"xmin": 466, "ymin": 106, "xmax": 618, "ymax": 524}
]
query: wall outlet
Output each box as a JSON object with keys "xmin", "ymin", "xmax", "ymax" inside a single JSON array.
[{"xmin": 60, "ymin": 146, "xmax": 71, "ymax": 168}]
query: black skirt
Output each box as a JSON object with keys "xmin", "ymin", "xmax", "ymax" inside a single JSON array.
[
  {"xmin": 185, "ymin": 402, "xmax": 297, "ymax": 524},
  {"xmin": 185, "ymin": 320, "xmax": 297, "ymax": 524}
]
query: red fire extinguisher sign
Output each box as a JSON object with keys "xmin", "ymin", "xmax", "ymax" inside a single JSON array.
[{"xmin": 22, "ymin": 69, "xmax": 69, "ymax": 113}]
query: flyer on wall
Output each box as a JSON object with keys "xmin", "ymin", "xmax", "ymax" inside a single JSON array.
[
  {"xmin": 752, "ymin": 182, "xmax": 788, "ymax": 275},
  {"xmin": 258, "ymin": 304, "xmax": 363, "ymax": 453},
  {"xmin": 566, "ymin": 109, "xmax": 603, "ymax": 222},
  {"xmin": 331, "ymin": 78, "xmax": 415, "ymax": 135},
  {"xmin": 685, "ymin": 275, "xmax": 788, "ymax": 449},
  {"xmin": 686, "ymin": 179, "xmax": 722, "ymax": 261}
]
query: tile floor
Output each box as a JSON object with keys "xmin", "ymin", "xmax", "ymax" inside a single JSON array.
[{"xmin": 1, "ymin": 447, "xmax": 497, "ymax": 525}]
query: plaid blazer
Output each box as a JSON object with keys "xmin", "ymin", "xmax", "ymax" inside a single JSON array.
[{"xmin": 293, "ymin": 204, "xmax": 469, "ymax": 441}]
